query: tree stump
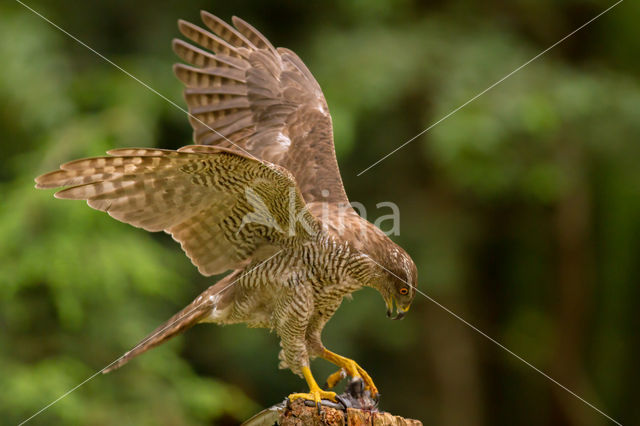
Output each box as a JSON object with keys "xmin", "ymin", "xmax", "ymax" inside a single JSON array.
[{"xmin": 242, "ymin": 379, "xmax": 422, "ymax": 426}]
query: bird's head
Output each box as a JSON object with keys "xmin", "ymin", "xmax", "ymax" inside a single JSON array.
[{"xmin": 368, "ymin": 245, "xmax": 417, "ymax": 320}]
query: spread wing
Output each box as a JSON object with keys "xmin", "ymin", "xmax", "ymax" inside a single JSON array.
[
  {"xmin": 173, "ymin": 11, "xmax": 348, "ymax": 205},
  {"xmin": 35, "ymin": 146, "xmax": 320, "ymax": 276}
]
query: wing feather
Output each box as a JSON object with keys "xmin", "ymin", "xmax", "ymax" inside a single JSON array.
[
  {"xmin": 200, "ymin": 11, "xmax": 257, "ymax": 50},
  {"xmin": 174, "ymin": 13, "xmax": 348, "ymax": 205},
  {"xmin": 172, "ymin": 39, "xmax": 245, "ymax": 70},
  {"xmin": 177, "ymin": 19, "xmax": 245, "ymax": 59},
  {"xmin": 36, "ymin": 147, "xmax": 320, "ymax": 275},
  {"xmin": 189, "ymin": 97, "xmax": 250, "ymax": 114},
  {"xmin": 173, "ymin": 63, "xmax": 246, "ymax": 87},
  {"xmin": 231, "ymin": 16, "xmax": 278, "ymax": 55}
]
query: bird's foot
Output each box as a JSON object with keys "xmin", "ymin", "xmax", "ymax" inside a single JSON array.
[
  {"xmin": 322, "ymin": 352, "xmax": 379, "ymax": 397},
  {"xmin": 288, "ymin": 388, "xmax": 337, "ymax": 414},
  {"xmin": 287, "ymin": 388, "xmax": 337, "ymax": 404},
  {"xmin": 288, "ymin": 366, "xmax": 337, "ymax": 413}
]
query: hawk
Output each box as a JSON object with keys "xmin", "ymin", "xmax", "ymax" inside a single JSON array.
[{"xmin": 35, "ymin": 11, "xmax": 417, "ymax": 405}]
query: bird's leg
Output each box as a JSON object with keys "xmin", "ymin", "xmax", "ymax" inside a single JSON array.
[
  {"xmin": 279, "ymin": 287, "xmax": 336, "ymax": 405},
  {"xmin": 288, "ymin": 366, "xmax": 337, "ymax": 404},
  {"xmin": 321, "ymin": 349, "xmax": 379, "ymax": 397}
]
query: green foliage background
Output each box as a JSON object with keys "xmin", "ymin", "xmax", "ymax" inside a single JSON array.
[{"xmin": 1, "ymin": 1, "xmax": 638, "ymax": 425}]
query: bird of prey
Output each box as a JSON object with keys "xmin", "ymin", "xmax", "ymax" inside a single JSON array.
[{"xmin": 35, "ymin": 11, "xmax": 417, "ymax": 405}]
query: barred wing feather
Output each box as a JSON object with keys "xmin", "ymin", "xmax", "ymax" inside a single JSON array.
[
  {"xmin": 35, "ymin": 146, "xmax": 319, "ymax": 276},
  {"xmin": 173, "ymin": 12, "xmax": 348, "ymax": 205}
]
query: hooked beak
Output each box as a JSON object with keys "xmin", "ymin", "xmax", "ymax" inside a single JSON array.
[{"xmin": 385, "ymin": 297, "xmax": 410, "ymax": 320}]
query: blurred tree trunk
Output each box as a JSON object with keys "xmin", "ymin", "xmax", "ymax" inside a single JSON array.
[
  {"xmin": 551, "ymin": 141, "xmax": 600, "ymax": 426},
  {"xmin": 421, "ymin": 194, "xmax": 484, "ymax": 426},
  {"xmin": 425, "ymin": 302, "xmax": 484, "ymax": 426}
]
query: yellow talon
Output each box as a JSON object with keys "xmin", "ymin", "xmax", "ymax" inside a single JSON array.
[
  {"xmin": 288, "ymin": 389, "xmax": 337, "ymax": 404},
  {"xmin": 288, "ymin": 366, "xmax": 337, "ymax": 404},
  {"xmin": 322, "ymin": 350, "xmax": 379, "ymax": 396},
  {"xmin": 325, "ymin": 369, "xmax": 347, "ymax": 389}
]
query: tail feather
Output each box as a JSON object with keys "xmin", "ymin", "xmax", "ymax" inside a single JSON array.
[
  {"xmin": 102, "ymin": 270, "xmax": 240, "ymax": 374},
  {"xmin": 102, "ymin": 300, "xmax": 210, "ymax": 374}
]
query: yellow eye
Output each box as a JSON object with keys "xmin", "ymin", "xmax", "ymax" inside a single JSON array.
[{"xmin": 399, "ymin": 287, "xmax": 409, "ymax": 295}]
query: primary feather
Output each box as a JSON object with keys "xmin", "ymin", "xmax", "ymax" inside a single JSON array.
[{"xmin": 174, "ymin": 10, "xmax": 348, "ymax": 204}]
